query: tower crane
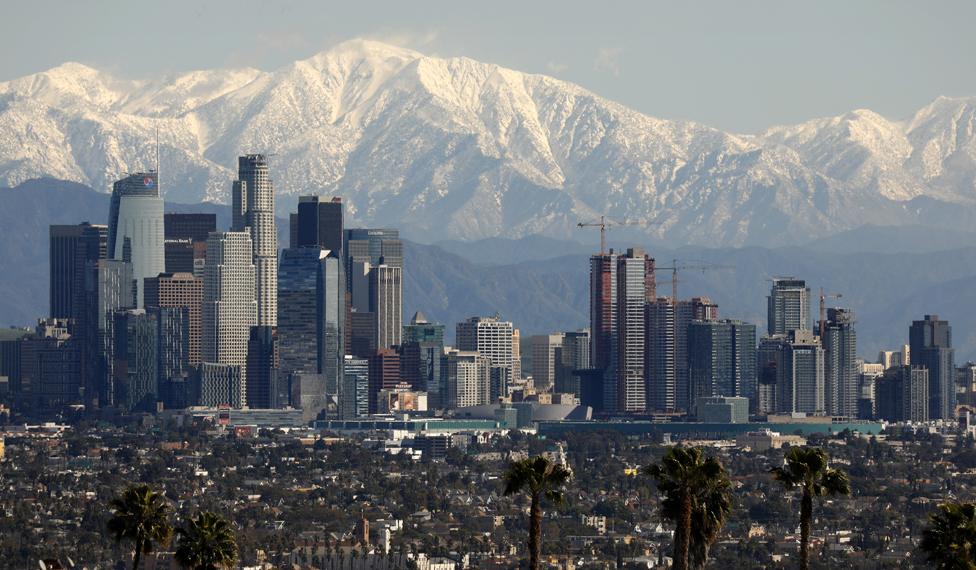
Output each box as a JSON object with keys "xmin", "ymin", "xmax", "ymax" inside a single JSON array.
[
  {"xmin": 575, "ymin": 216, "xmax": 648, "ymax": 255},
  {"xmin": 654, "ymin": 259, "xmax": 734, "ymax": 303},
  {"xmin": 818, "ymin": 288, "xmax": 843, "ymax": 339}
]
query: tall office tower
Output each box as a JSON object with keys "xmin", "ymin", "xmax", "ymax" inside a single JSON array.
[
  {"xmin": 457, "ymin": 315, "xmax": 514, "ymax": 395},
  {"xmin": 687, "ymin": 320, "xmax": 757, "ymax": 411},
  {"xmin": 201, "ymin": 232, "xmax": 256, "ymax": 408},
  {"xmin": 512, "ymin": 328, "xmax": 523, "ymax": 382},
  {"xmin": 531, "ymin": 333, "xmax": 565, "ymax": 391},
  {"xmin": 20, "ymin": 318, "xmax": 81, "ymax": 413},
  {"xmin": 341, "ymin": 355, "xmax": 370, "ymax": 418},
  {"xmin": 246, "ymin": 326, "xmax": 277, "ymax": 409},
  {"xmin": 199, "ymin": 363, "xmax": 244, "ymax": 408},
  {"xmin": 370, "ymin": 263, "xmax": 402, "ymax": 350},
  {"xmin": 758, "ymin": 330, "xmax": 825, "ymax": 415},
  {"xmin": 50, "ymin": 223, "xmax": 107, "ymax": 320},
  {"xmin": 876, "ymin": 365, "xmax": 929, "ymax": 422},
  {"xmin": 84, "ymin": 259, "xmax": 135, "ymax": 408},
  {"xmin": 367, "ymin": 349, "xmax": 401, "ymax": 414},
  {"xmin": 858, "ymin": 361, "xmax": 885, "ymax": 419},
  {"xmin": 820, "ymin": 308, "xmax": 858, "ymax": 417},
  {"xmin": 144, "ymin": 273, "xmax": 203, "ymax": 366},
  {"xmin": 296, "ymin": 196, "xmax": 344, "ymax": 251},
  {"xmin": 444, "ymin": 349, "xmax": 491, "ymax": 409},
  {"xmin": 345, "ymin": 228, "xmax": 403, "ymax": 268},
  {"xmin": 107, "ymin": 172, "xmax": 165, "ymax": 308},
  {"xmin": 163, "ymin": 213, "xmax": 216, "ymax": 274},
  {"xmin": 555, "ymin": 330, "xmax": 591, "ymax": 397},
  {"xmin": 152, "ymin": 306, "xmax": 192, "ymax": 410},
  {"xmin": 674, "ymin": 297, "xmax": 718, "ymax": 410},
  {"xmin": 277, "ymin": 248, "xmax": 345, "ymax": 396},
  {"xmin": 615, "ymin": 248, "xmax": 656, "ymax": 413},
  {"xmin": 909, "ymin": 315, "xmax": 955, "ymax": 420},
  {"xmin": 767, "ymin": 278, "xmax": 811, "ymax": 336},
  {"xmin": 645, "ymin": 300, "xmax": 676, "ymax": 412},
  {"xmin": 113, "ymin": 309, "xmax": 159, "ymax": 412},
  {"xmin": 232, "ymin": 155, "xmax": 277, "ymax": 327},
  {"xmin": 589, "ymin": 252, "xmax": 618, "ymax": 410}
]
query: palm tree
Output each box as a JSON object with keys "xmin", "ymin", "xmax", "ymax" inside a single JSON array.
[
  {"xmin": 920, "ymin": 502, "xmax": 976, "ymax": 569},
  {"xmin": 107, "ymin": 484, "xmax": 173, "ymax": 570},
  {"xmin": 174, "ymin": 511, "xmax": 238, "ymax": 569},
  {"xmin": 770, "ymin": 446, "xmax": 850, "ymax": 570},
  {"xmin": 646, "ymin": 446, "xmax": 731, "ymax": 570},
  {"xmin": 503, "ymin": 455, "xmax": 572, "ymax": 570}
]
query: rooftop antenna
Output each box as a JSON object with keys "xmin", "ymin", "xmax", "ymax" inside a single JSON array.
[{"xmin": 155, "ymin": 120, "xmax": 160, "ymax": 195}]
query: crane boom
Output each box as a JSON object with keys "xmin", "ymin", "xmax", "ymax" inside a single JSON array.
[
  {"xmin": 654, "ymin": 259, "xmax": 734, "ymax": 303},
  {"xmin": 818, "ymin": 288, "xmax": 843, "ymax": 339}
]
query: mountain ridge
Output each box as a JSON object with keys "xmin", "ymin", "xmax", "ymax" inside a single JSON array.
[{"xmin": 2, "ymin": 39, "xmax": 976, "ymax": 246}]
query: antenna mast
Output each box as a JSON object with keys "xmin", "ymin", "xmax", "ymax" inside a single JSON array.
[{"xmin": 154, "ymin": 119, "xmax": 160, "ymax": 195}]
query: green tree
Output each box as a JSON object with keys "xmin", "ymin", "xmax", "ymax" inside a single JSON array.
[
  {"xmin": 770, "ymin": 446, "xmax": 850, "ymax": 570},
  {"xmin": 174, "ymin": 511, "xmax": 238, "ymax": 570},
  {"xmin": 503, "ymin": 455, "xmax": 572, "ymax": 570},
  {"xmin": 920, "ymin": 502, "xmax": 976, "ymax": 569},
  {"xmin": 646, "ymin": 446, "xmax": 732, "ymax": 570},
  {"xmin": 106, "ymin": 484, "xmax": 173, "ymax": 570}
]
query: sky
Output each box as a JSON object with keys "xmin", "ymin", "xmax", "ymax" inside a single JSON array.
[{"xmin": 1, "ymin": 1, "xmax": 974, "ymax": 133}]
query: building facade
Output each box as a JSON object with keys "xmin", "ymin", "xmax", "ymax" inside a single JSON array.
[
  {"xmin": 107, "ymin": 172, "xmax": 165, "ymax": 308},
  {"xmin": 232, "ymin": 155, "xmax": 277, "ymax": 327}
]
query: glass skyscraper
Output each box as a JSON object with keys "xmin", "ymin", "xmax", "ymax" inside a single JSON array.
[{"xmin": 107, "ymin": 172, "xmax": 165, "ymax": 308}]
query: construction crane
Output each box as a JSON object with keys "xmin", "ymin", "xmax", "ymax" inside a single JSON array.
[
  {"xmin": 818, "ymin": 288, "xmax": 843, "ymax": 339},
  {"xmin": 654, "ymin": 259, "xmax": 734, "ymax": 303},
  {"xmin": 575, "ymin": 216, "xmax": 647, "ymax": 255}
]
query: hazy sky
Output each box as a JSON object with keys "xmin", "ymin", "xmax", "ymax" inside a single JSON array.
[{"xmin": 2, "ymin": 1, "xmax": 974, "ymax": 133}]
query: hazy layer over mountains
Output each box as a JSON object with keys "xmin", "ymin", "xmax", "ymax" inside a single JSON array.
[{"xmin": 3, "ymin": 179, "xmax": 976, "ymax": 361}]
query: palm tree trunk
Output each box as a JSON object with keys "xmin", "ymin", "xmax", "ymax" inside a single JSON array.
[
  {"xmin": 800, "ymin": 489, "xmax": 812, "ymax": 570},
  {"xmin": 530, "ymin": 492, "xmax": 542, "ymax": 570},
  {"xmin": 674, "ymin": 493, "xmax": 692, "ymax": 570},
  {"xmin": 131, "ymin": 541, "xmax": 142, "ymax": 570}
]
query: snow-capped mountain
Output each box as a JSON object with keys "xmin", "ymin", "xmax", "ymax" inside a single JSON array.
[{"xmin": 1, "ymin": 39, "xmax": 975, "ymax": 245}]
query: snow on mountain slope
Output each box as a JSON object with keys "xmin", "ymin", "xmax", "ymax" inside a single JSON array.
[{"xmin": 0, "ymin": 38, "xmax": 974, "ymax": 245}]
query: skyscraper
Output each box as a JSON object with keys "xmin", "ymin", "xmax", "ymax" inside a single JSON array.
[
  {"xmin": 341, "ymin": 355, "xmax": 369, "ymax": 419},
  {"xmin": 144, "ymin": 273, "xmax": 203, "ymax": 366},
  {"xmin": 444, "ymin": 349, "xmax": 491, "ymax": 409},
  {"xmin": 400, "ymin": 312, "xmax": 445, "ymax": 406},
  {"xmin": 201, "ymin": 232, "xmax": 256, "ymax": 408},
  {"xmin": 277, "ymin": 247, "xmax": 345, "ymax": 404},
  {"xmin": 645, "ymin": 300, "xmax": 676, "ymax": 412},
  {"xmin": 246, "ymin": 326, "xmax": 277, "ymax": 409},
  {"xmin": 909, "ymin": 314, "xmax": 955, "ymax": 420},
  {"xmin": 821, "ymin": 308, "xmax": 858, "ymax": 417},
  {"xmin": 555, "ymin": 329, "xmax": 590, "ymax": 398},
  {"xmin": 49, "ymin": 223, "xmax": 107, "ymax": 321},
  {"xmin": 876, "ymin": 365, "xmax": 929, "ymax": 422},
  {"xmin": 84, "ymin": 258, "xmax": 135, "ymax": 408},
  {"xmin": 163, "ymin": 213, "xmax": 216, "ymax": 275},
  {"xmin": 20, "ymin": 318, "xmax": 82, "ymax": 414},
  {"xmin": 687, "ymin": 319, "xmax": 757, "ymax": 409},
  {"xmin": 616, "ymin": 248, "xmax": 655, "ymax": 413},
  {"xmin": 370, "ymin": 263, "xmax": 402, "ymax": 350},
  {"xmin": 767, "ymin": 278, "xmax": 811, "ymax": 336},
  {"xmin": 113, "ymin": 309, "xmax": 159, "ymax": 412},
  {"xmin": 758, "ymin": 330, "xmax": 825, "ymax": 415},
  {"xmin": 232, "ymin": 155, "xmax": 277, "ymax": 327},
  {"xmin": 107, "ymin": 172, "xmax": 165, "ymax": 308},
  {"xmin": 531, "ymin": 333, "xmax": 564, "ymax": 391},
  {"xmin": 589, "ymin": 252, "xmax": 617, "ymax": 410},
  {"xmin": 153, "ymin": 305, "xmax": 192, "ymax": 409},
  {"xmin": 296, "ymin": 196, "xmax": 344, "ymax": 252},
  {"xmin": 368, "ymin": 348, "xmax": 401, "ymax": 414},
  {"xmin": 674, "ymin": 297, "xmax": 718, "ymax": 410},
  {"xmin": 457, "ymin": 315, "xmax": 514, "ymax": 396}
]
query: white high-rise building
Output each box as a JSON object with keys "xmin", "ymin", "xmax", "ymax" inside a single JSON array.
[
  {"xmin": 444, "ymin": 349, "xmax": 491, "ymax": 408},
  {"xmin": 107, "ymin": 172, "xmax": 165, "ymax": 308},
  {"xmin": 457, "ymin": 315, "xmax": 514, "ymax": 394},
  {"xmin": 370, "ymin": 263, "xmax": 402, "ymax": 350},
  {"xmin": 232, "ymin": 154, "xmax": 277, "ymax": 327},
  {"xmin": 202, "ymin": 231, "xmax": 256, "ymax": 407}
]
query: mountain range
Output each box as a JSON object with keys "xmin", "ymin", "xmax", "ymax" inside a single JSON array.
[{"xmin": 2, "ymin": 39, "xmax": 976, "ymax": 246}]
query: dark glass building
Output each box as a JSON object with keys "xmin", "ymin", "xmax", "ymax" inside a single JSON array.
[
  {"xmin": 49, "ymin": 222, "xmax": 107, "ymax": 321},
  {"xmin": 687, "ymin": 319, "xmax": 757, "ymax": 412},
  {"xmin": 296, "ymin": 196, "xmax": 344, "ymax": 252},
  {"xmin": 910, "ymin": 314, "xmax": 955, "ymax": 420},
  {"xmin": 820, "ymin": 308, "xmax": 858, "ymax": 418}
]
